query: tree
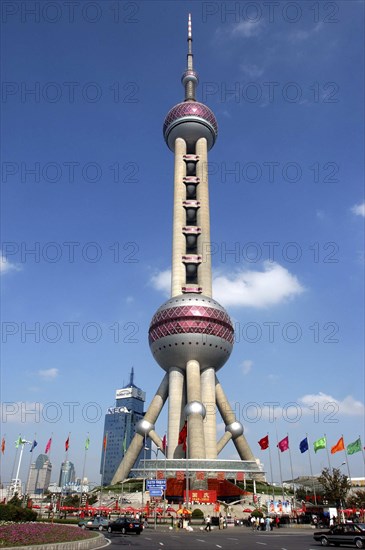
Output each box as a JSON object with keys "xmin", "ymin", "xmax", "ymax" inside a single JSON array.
[
  {"xmin": 346, "ymin": 489, "xmax": 365, "ymax": 509},
  {"xmin": 8, "ymin": 493, "xmax": 22, "ymax": 507},
  {"xmin": 318, "ymin": 468, "xmax": 351, "ymax": 513}
]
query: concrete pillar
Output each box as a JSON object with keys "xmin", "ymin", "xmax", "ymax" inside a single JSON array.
[
  {"xmin": 201, "ymin": 367, "xmax": 217, "ymax": 458},
  {"xmin": 111, "ymin": 374, "xmax": 169, "ymax": 483},
  {"xmin": 196, "ymin": 137, "xmax": 212, "ymax": 297},
  {"xmin": 171, "ymin": 138, "xmax": 187, "ymax": 297},
  {"xmin": 217, "ymin": 431, "xmax": 232, "ymax": 455},
  {"xmin": 215, "ymin": 375, "xmax": 256, "ymax": 461},
  {"xmin": 148, "ymin": 430, "xmax": 164, "ymax": 452},
  {"xmin": 168, "ymin": 367, "xmax": 185, "ymax": 459},
  {"xmin": 186, "ymin": 360, "xmax": 205, "ymax": 459}
]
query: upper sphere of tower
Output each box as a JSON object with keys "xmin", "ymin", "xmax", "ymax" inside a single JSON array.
[
  {"xmin": 148, "ymin": 293, "xmax": 234, "ymax": 372},
  {"xmin": 163, "ymin": 101, "xmax": 218, "ymax": 152}
]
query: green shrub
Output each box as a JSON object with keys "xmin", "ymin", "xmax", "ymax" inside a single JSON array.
[
  {"xmin": 191, "ymin": 508, "xmax": 204, "ymax": 518},
  {"xmin": 0, "ymin": 504, "xmax": 38, "ymax": 522}
]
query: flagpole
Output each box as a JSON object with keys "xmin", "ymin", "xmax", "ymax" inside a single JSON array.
[
  {"xmin": 24, "ymin": 433, "xmax": 36, "ymax": 504},
  {"xmin": 306, "ymin": 434, "xmax": 317, "ymax": 505},
  {"xmin": 185, "ymin": 423, "xmax": 189, "ymax": 511},
  {"xmin": 287, "ymin": 433, "xmax": 296, "ymax": 509},
  {"xmin": 9, "ymin": 435, "xmax": 21, "ymax": 497},
  {"xmin": 79, "ymin": 434, "xmax": 89, "ymax": 512},
  {"xmin": 324, "ymin": 434, "xmax": 331, "ymax": 470},
  {"xmin": 42, "ymin": 433, "xmax": 53, "ymax": 513},
  {"xmin": 360, "ymin": 435, "xmax": 365, "ymax": 466},
  {"xmin": 274, "ymin": 419, "xmax": 285, "ymax": 506},
  {"xmin": 100, "ymin": 432, "xmax": 108, "ymax": 510},
  {"xmin": 342, "ymin": 435, "xmax": 352, "ymax": 481},
  {"xmin": 267, "ymin": 433, "xmax": 275, "ymax": 505}
]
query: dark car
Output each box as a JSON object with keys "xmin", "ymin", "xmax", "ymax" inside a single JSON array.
[
  {"xmin": 107, "ymin": 517, "xmax": 142, "ymax": 535},
  {"xmin": 313, "ymin": 523, "xmax": 365, "ymax": 548},
  {"xmin": 78, "ymin": 517, "xmax": 110, "ymax": 531}
]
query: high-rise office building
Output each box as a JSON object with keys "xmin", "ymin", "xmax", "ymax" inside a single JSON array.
[
  {"xmin": 26, "ymin": 454, "xmax": 52, "ymax": 495},
  {"xmin": 59, "ymin": 460, "xmax": 75, "ymax": 489},
  {"xmin": 100, "ymin": 368, "xmax": 151, "ymax": 486}
]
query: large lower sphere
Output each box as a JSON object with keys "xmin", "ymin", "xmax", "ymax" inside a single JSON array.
[{"xmin": 148, "ymin": 294, "xmax": 234, "ymax": 372}]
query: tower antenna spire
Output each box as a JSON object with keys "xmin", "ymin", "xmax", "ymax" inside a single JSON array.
[
  {"xmin": 130, "ymin": 366, "xmax": 134, "ymax": 386},
  {"xmin": 182, "ymin": 13, "xmax": 198, "ymax": 101}
]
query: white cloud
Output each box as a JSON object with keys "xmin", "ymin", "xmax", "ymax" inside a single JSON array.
[
  {"xmin": 241, "ymin": 359, "xmax": 253, "ymax": 375},
  {"xmin": 213, "ymin": 262, "xmax": 305, "ymax": 308},
  {"xmin": 299, "ymin": 392, "xmax": 364, "ymax": 416},
  {"xmin": 240, "ymin": 63, "xmax": 264, "ymax": 78},
  {"xmin": 150, "ymin": 269, "xmax": 171, "ymax": 295},
  {"xmin": 288, "ymin": 22, "xmax": 323, "ymax": 43},
  {"xmin": 231, "ymin": 20, "xmax": 263, "ymax": 38},
  {"xmin": 0, "ymin": 254, "xmax": 21, "ymax": 275},
  {"xmin": 150, "ymin": 263, "xmax": 304, "ymax": 309},
  {"xmin": 351, "ymin": 202, "xmax": 365, "ymax": 217},
  {"xmin": 38, "ymin": 368, "xmax": 59, "ymax": 380}
]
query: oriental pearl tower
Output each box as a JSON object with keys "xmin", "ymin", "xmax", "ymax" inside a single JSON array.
[{"xmin": 112, "ymin": 15, "xmax": 258, "ymax": 486}]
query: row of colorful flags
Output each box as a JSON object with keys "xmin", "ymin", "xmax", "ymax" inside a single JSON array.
[
  {"xmin": 0, "ymin": 434, "xmax": 90, "ymax": 455},
  {"xmin": 257, "ymin": 434, "xmax": 363, "ymax": 456}
]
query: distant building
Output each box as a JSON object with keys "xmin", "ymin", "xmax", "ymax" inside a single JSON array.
[
  {"xmin": 26, "ymin": 454, "xmax": 52, "ymax": 495},
  {"xmin": 100, "ymin": 368, "xmax": 151, "ymax": 486},
  {"xmin": 59, "ymin": 460, "xmax": 75, "ymax": 489}
]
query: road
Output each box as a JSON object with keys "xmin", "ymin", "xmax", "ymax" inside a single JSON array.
[{"xmin": 102, "ymin": 526, "xmax": 330, "ymax": 549}]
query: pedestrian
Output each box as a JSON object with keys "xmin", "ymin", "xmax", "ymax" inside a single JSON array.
[
  {"xmin": 259, "ymin": 516, "xmax": 265, "ymax": 531},
  {"xmin": 219, "ymin": 515, "xmax": 223, "ymax": 530},
  {"xmin": 205, "ymin": 515, "xmax": 211, "ymax": 531},
  {"xmin": 265, "ymin": 517, "xmax": 271, "ymax": 531},
  {"xmin": 250, "ymin": 516, "xmax": 256, "ymax": 531}
]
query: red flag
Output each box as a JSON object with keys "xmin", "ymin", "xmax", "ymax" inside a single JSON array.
[
  {"xmin": 1, "ymin": 438, "xmax": 5, "ymax": 455},
  {"xmin": 236, "ymin": 472, "xmax": 244, "ymax": 481},
  {"xmin": 258, "ymin": 435, "xmax": 269, "ymax": 450},
  {"xmin": 103, "ymin": 434, "xmax": 108, "ymax": 450},
  {"xmin": 277, "ymin": 436, "xmax": 289, "ymax": 452},
  {"xmin": 162, "ymin": 434, "xmax": 167, "ymax": 452},
  {"xmin": 45, "ymin": 438, "xmax": 52, "ymax": 454},
  {"xmin": 178, "ymin": 422, "xmax": 187, "ymax": 452},
  {"xmin": 65, "ymin": 436, "xmax": 70, "ymax": 452},
  {"xmin": 331, "ymin": 437, "xmax": 345, "ymax": 455}
]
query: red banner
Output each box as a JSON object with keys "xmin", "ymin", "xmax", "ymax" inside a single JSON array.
[
  {"xmin": 184, "ymin": 490, "xmax": 217, "ymax": 503},
  {"xmin": 176, "ymin": 471, "xmax": 185, "ymax": 481}
]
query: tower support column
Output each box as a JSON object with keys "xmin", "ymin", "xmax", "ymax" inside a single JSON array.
[
  {"xmin": 196, "ymin": 137, "xmax": 212, "ymax": 297},
  {"xmin": 201, "ymin": 367, "xmax": 217, "ymax": 458},
  {"xmin": 186, "ymin": 359, "xmax": 206, "ymax": 458},
  {"xmin": 171, "ymin": 138, "xmax": 187, "ymax": 297},
  {"xmin": 168, "ymin": 367, "xmax": 185, "ymax": 458}
]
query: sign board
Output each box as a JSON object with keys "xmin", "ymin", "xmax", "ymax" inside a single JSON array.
[
  {"xmin": 183, "ymin": 489, "xmax": 217, "ymax": 503},
  {"xmin": 146, "ymin": 479, "xmax": 166, "ymax": 490},
  {"xmin": 149, "ymin": 488, "xmax": 163, "ymax": 497}
]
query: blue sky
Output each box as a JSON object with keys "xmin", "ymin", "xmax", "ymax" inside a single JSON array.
[{"xmin": 1, "ymin": 0, "xmax": 364, "ymax": 488}]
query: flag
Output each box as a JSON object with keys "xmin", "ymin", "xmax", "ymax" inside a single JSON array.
[
  {"xmin": 85, "ymin": 437, "xmax": 90, "ymax": 450},
  {"xmin": 258, "ymin": 435, "xmax": 269, "ymax": 450},
  {"xmin": 1, "ymin": 438, "xmax": 5, "ymax": 454},
  {"xmin": 45, "ymin": 438, "xmax": 52, "ymax": 454},
  {"xmin": 122, "ymin": 433, "xmax": 127, "ymax": 453},
  {"xmin": 277, "ymin": 436, "xmax": 289, "ymax": 452},
  {"xmin": 347, "ymin": 437, "xmax": 362, "ymax": 455},
  {"xmin": 15, "ymin": 436, "xmax": 25, "ymax": 448},
  {"xmin": 30, "ymin": 440, "xmax": 38, "ymax": 452},
  {"xmin": 178, "ymin": 422, "xmax": 187, "ymax": 452},
  {"xmin": 331, "ymin": 437, "xmax": 345, "ymax": 455},
  {"xmin": 299, "ymin": 437, "xmax": 309, "ymax": 453},
  {"xmin": 162, "ymin": 434, "xmax": 167, "ymax": 453},
  {"xmin": 314, "ymin": 436, "xmax": 326, "ymax": 453},
  {"xmin": 103, "ymin": 434, "xmax": 108, "ymax": 450},
  {"xmin": 65, "ymin": 436, "xmax": 70, "ymax": 452}
]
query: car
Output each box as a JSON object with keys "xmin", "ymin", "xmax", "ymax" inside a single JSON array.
[
  {"xmin": 313, "ymin": 523, "xmax": 365, "ymax": 548},
  {"xmin": 78, "ymin": 517, "xmax": 110, "ymax": 531},
  {"xmin": 107, "ymin": 517, "xmax": 142, "ymax": 535}
]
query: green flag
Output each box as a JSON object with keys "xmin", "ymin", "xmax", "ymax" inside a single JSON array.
[
  {"xmin": 122, "ymin": 433, "xmax": 127, "ymax": 454},
  {"xmin": 347, "ymin": 437, "xmax": 362, "ymax": 455},
  {"xmin": 15, "ymin": 436, "xmax": 25, "ymax": 448},
  {"xmin": 314, "ymin": 436, "xmax": 326, "ymax": 453},
  {"xmin": 85, "ymin": 437, "xmax": 90, "ymax": 450}
]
